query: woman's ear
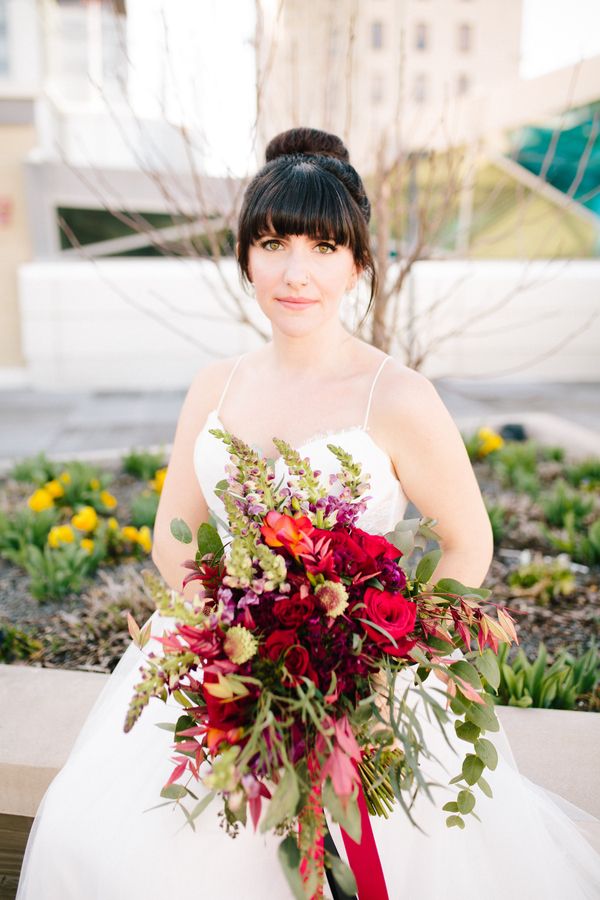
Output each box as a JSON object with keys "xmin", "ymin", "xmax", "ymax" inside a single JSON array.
[{"xmin": 235, "ymin": 240, "xmax": 240, "ymax": 259}]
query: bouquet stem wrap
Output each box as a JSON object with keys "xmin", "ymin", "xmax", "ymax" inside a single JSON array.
[{"xmin": 340, "ymin": 758, "xmax": 390, "ymax": 900}]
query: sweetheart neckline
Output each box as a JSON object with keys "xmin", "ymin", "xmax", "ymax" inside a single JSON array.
[{"xmin": 195, "ymin": 409, "xmax": 408, "ymax": 500}]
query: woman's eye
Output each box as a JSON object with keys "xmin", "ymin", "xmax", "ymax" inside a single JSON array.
[
  {"xmin": 258, "ymin": 239, "xmax": 336, "ymax": 252},
  {"xmin": 316, "ymin": 242, "xmax": 336, "ymax": 253},
  {"xmin": 261, "ymin": 239, "xmax": 282, "ymax": 251}
]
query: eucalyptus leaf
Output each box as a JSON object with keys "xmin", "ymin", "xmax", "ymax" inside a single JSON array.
[
  {"xmin": 474, "ymin": 649, "xmax": 501, "ymax": 691},
  {"xmin": 477, "ymin": 775, "xmax": 493, "ymax": 798},
  {"xmin": 197, "ymin": 522, "xmax": 224, "ymax": 559},
  {"xmin": 457, "ymin": 789, "xmax": 476, "ymax": 814},
  {"xmin": 450, "ymin": 660, "xmax": 483, "ymax": 690},
  {"xmin": 474, "ymin": 737, "xmax": 499, "ymax": 770},
  {"xmin": 446, "ymin": 814, "xmax": 465, "ymax": 829},
  {"xmin": 260, "ymin": 767, "xmax": 299, "ymax": 833},
  {"xmin": 170, "ymin": 518, "xmax": 192, "ymax": 544},
  {"xmin": 277, "ymin": 835, "xmax": 305, "ymax": 900},
  {"xmin": 160, "ymin": 783, "xmax": 189, "ymax": 800},
  {"xmin": 454, "ymin": 720, "xmax": 481, "ymax": 743},
  {"xmin": 328, "ymin": 855, "xmax": 358, "ymax": 896},
  {"xmin": 462, "ymin": 754, "xmax": 484, "ymax": 785},
  {"xmin": 323, "ymin": 779, "xmax": 362, "ymax": 843},
  {"xmin": 415, "ymin": 549, "xmax": 442, "ymax": 584}
]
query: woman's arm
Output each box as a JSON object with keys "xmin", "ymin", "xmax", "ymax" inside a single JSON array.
[
  {"xmin": 151, "ymin": 366, "xmax": 217, "ymax": 601},
  {"xmin": 381, "ymin": 364, "xmax": 493, "ymax": 589}
]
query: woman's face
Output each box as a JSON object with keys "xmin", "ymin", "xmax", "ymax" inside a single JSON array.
[{"xmin": 242, "ymin": 232, "xmax": 360, "ymax": 334}]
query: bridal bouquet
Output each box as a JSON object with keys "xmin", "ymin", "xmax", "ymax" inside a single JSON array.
[{"xmin": 125, "ymin": 429, "xmax": 518, "ymax": 899}]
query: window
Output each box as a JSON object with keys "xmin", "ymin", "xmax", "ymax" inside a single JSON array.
[
  {"xmin": 371, "ymin": 73, "xmax": 384, "ymax": 105},
  {"xmin": 413, "ymin": 73, "xmax": 427, "ymax": 104},
  {"xmin": 371, "ymin": 21, "xmax": 383, "ymax": 50},
  {"xmin": 456, "ymin": 73, "xmax": 470, "ymax": 96},
  {"xmin": 458, "ymin": 23, "xmax": 472, "ymax": 52},
  {"xmin": 415, "ymin": 22, "xmax": 428, "ymax": 51}
]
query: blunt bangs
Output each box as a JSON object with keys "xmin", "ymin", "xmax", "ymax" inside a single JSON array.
[{"xmin": 246, "ymin": 161, "xmax": 358, "ymax": 248}]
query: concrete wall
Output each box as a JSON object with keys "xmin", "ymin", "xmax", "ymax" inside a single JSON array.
[{"xmin": 12, "ymin": 257, "xmax": 600, "ymax": 391}]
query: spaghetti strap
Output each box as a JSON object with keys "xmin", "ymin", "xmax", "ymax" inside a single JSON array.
[
  {"xmin": 216, "ymin": 353, "xmax": 246, "ymax": 414},
  {"xmin": 362, "ymin": 355, "xmax": 391, "ymax": 430}
]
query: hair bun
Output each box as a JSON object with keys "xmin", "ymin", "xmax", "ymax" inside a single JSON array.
[{"xmin": 265, "ymin": 127, "xmax": 350, "ymax": 164}]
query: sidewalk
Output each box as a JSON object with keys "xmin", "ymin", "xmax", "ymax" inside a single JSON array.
[{"xmin": 0, "ymin": 379, "xmax": 598, "ymax": 472}]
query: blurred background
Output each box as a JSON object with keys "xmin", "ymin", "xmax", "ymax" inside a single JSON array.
[{"xmin": 0, "ymin": 0, "xmax": 599, "ymax": 457}]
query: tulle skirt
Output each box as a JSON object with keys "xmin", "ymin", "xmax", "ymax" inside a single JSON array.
[{"xmin": 16, "ymin": 609, "xmax": 600, "ymax": 900}]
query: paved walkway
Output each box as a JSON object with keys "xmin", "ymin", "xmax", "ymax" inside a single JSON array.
[{"xmin": 0, "ymin": 379, "xmax": 598, "ymax": 472}]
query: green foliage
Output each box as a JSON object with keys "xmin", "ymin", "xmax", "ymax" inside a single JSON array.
[
  {"xmin": 544, "ymin": 513, "xmax": 600, "ymax": 566},
  {"xmin": 130, "ymin": 489, "xmax": 159, "ymax": 528},
  {"xmin": 485, "ymin": 502, "xmax": 516, "ymax": 547},
  {"xmin": 0, "ymin": 621, "xmax": 43, "ymax": 662},
  {"xmin": 489, "ymin": 441, "xmax": 541, "ymax": 496},
  {"xmin": 121, "ymin": 448, "xmax": 166, "ymax": 481},
  {"xmin": 21, "ymin": 539, "xmax": 105, "ymax": 602},
  {"xmin": 539, "ymin": 479, "xmax": 594, "ymax": 530},
  {"xmin": 508, "ymin": 554, "xmax": 576, "ymax": 606},
  {"xmin": 486, "ymin": 641, "xmax": 600, "ymax": 710},
  {"xmin": 0, "ymin": 507, "xmax": 60, "ymax": 565},
  {"xmin": 9, "ymin": 452, "xmax": 59, "ymax": 484},
  {"xmin": 565, "ymin": 457, "xmax": 600, "ymax": 491}
]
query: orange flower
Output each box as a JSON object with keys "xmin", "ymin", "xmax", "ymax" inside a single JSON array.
[{"xmin": 260, "ymin": 510, "xmax": 315, "ymax": 559}]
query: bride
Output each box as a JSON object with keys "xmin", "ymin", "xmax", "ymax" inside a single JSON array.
[{"xmin": 16, "ymin": 127, "xmax": 600, "ymax": 899}]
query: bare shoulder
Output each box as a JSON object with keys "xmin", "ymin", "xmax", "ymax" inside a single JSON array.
[
  {"xmin": 183, "ymin": 354, "xmax": 244, "ymax": 420},
  {"xmin": 377, "ymin": 358, "xmax": 446, "ymax": 422}
]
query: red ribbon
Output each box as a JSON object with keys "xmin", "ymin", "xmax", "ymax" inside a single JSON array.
[{"xmin": 340, "ymin": 767, "xmax": 390, "ymax": 900}]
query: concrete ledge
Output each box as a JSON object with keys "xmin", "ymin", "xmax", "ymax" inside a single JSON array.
[{"xmin": 1, "ymin": 664, "xmax": 599, "ymax": 862}]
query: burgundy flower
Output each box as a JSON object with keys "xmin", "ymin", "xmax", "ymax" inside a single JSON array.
[
  {"xmin": 262, "ymin": 629, "xmax": 297, "ymax": 662},
  {"xmin": 361, "ymin": 587, "xmax": 417, "ymax": 658},
  {"xmin": 351, "ymin": 528, "xmax": 402, "ymax": 564},
  {"xmin": 282, "ymin": 644, "xmax": 311, "ymax": 687},
  {"xmin": 273, "ymin": 592, "xmax": 315, "ymax": 627}
]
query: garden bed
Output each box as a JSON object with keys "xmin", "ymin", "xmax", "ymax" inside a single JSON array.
[{"xmin": 0, "ymin": 437, "xmax": 598, "ymax": 709}]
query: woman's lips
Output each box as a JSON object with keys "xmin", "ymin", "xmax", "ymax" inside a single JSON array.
[{"xmin": 276, "ymin": 297, "xmax": 318, "ymax": 309}]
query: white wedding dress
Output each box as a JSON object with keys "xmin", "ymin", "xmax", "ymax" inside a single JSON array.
[{"xmin": 16, "ymin": 355, "xmax": 600, "ymax": 899}]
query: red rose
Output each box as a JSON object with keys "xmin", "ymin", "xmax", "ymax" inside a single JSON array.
[
  {"xmin": 282, "ymin": 644, "xmax": 310, "ymax": 687},
  {"xmin": 361, "ymin": 587, "xmax": 417, "ymax": 658},
  {"xmin": 351, "ymin": 528, "xmax": 401, "ymax": 563},
  {"xmin": 324, "ymin": 529, "xmax": 375, "ymax": 577},
  {"xmin": 262, "ymin": 629, "xmax": 297, "ymax": 662},
  {"xmin": 273, "ymin": 593, "xmax": 315, "ymax": 627}
]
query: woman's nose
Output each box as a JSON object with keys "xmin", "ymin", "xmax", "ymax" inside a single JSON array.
[{"xmin": 284, "ymin": 250, "xmax": 310, "ymax": 286}]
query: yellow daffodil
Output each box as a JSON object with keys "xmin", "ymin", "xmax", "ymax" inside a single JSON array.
[
  {"xmin": 89, "ymin": 478, "xmax": 101, "ymax": 491},
  {"xmin": 44, "ymin": 479, "xmax": 65, "ymax": 499},
  {"xmin": 80, "ymin": 538, "xmax": 95, "ymax": 553},
  {"xmin": 28, "ymin": 488, "xmax": 55, "ymax": 512},
  {"xmin": 99, "ymin": 490, "xmax": 117, "ymax": 509},
  {"xmin": 121, "ymin": 525, "xmax": 140, "ymax": 542},
  {"xmin": 71, "ymin": 505, "xmax": 99, "ymax": 532},
  {"xmin": 150, "ymin": 467, "xmax": 167, "ymax": 494},
  {"xmin": 48, "ymin": 524, "xmax": 75, "ymax": 547},
  {"xmin": 58, "ymin": 471, "xmax": 71, "ymax": 484},
  {"xmin": 137, "ymin": 525, "xmax": 152, "ymax": 553},
  {"xmin": 477, "ymin": 427, "xmax": 504, "ymax": 457},
  {"xmin": 107, "ymin": 516, "xmax": 119, "ymax": 531}
]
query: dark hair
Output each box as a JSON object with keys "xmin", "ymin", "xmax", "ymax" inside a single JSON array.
[{"xmin": 236, "ymin": 127, "xmax": 377, "ymax": 318}]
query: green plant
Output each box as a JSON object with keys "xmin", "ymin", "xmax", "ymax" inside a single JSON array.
[
  {"xmin": 0, "ymin": 622, "xmax": 43, "ymax": 663},
  {"xmin": 565, "ymin": 457, "xmax": 600, "ymax": 491},
  {"xmin": 21, "ymin": 539, "xmax": 105, "ymax": 602},
  {"xmin": 539, "ymin": 479, "xmax": 595, "ymax": 530},
  {"xmin": 122, "ymin": 448, "xmax": 166, "ymax": 481},
  {"xmin": 544, "ymin": 512, "xmax": 600, "ymax": 567},
  {"xmin": 485, "ymin": 502, "xmax": 516, "ymax": 547},
  {"xmin": 507, "ymin": 554, "xmax": 576, "ymax": 606},
  {"xmin": 0, "ymin": 507, "xmax": 60, "ymax": 565},
  {"xmin": 488, "ymin": 641, "xmax": 600, "ymax": 710},
  {"xmin": 9, "ymin": 452, "xmax": 60, "ymax": 484},
  {"xmin": 489, "ymin": 441, "xmax": 541, "ymax": 496},
  {"xmin": 130, "ymin": 489, "xmax": 159, "ymax": 528}
]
